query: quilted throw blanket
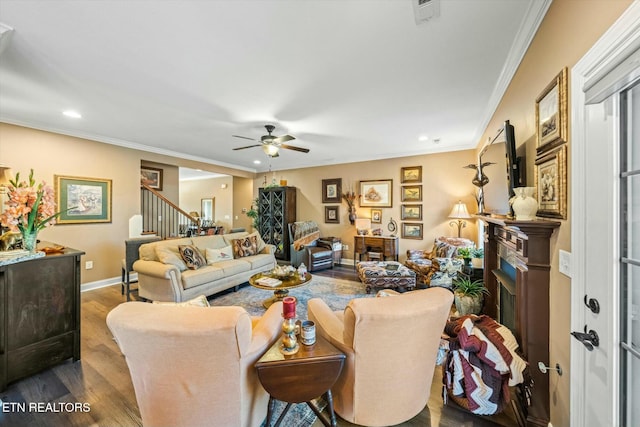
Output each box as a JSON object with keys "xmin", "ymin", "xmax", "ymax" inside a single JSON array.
[
  {"xmin": 442, "ymin": 315, "xmax": 527, "ymax": 415},
  {"xmin": 292, "ymin": 221, "xmax": 320, "ymax": 250}
]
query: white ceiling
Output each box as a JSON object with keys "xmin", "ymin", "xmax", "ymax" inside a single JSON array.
[{"xmin": 0, "ymin": 0, "xmax": 550, "ymax": 174}]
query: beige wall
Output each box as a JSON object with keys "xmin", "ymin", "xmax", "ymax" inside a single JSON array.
[
  {"xmin": 258, "ymin": 149, "xmax": 479, "ymax": 261},
  {"xmin": 476, "ymin": 1, "xmax": 633, "ymax": 425},
  {"xmin": 179, "ymin": 176, "xmax": 234, "ymax": 230},
  {"xmin": 0, "ymin": 122, "xmax": 254, "ymax": 285}
]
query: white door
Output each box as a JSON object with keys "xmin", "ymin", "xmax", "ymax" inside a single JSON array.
[{"xmin": 571, "ymin": 4, "xmax": 640, "ymax": 426}]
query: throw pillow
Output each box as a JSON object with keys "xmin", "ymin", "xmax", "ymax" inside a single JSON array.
[
  {"xmin": 231, "ymin": 235, "xmax": 258, "ymax": 258},
  {"xmin": 178, "ymin": 245, "xmax": 207, "ymax": 270},
  {"xmin": 246, "ymin": 231, "xmax": 267, "ymax": 252},
  {"xmin": 153, "ymin": 295, "xmax": 210, "ymax": 307},
  {"xmin": 205, "ymin": 246, "xmax": 234, "ymax": 264},
  {"xmin": 155, "ymin": 246, "xmax": 188, "ymax": 271}
]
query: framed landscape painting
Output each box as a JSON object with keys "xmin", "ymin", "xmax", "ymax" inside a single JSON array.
[
  {"xmin": 359, "ymin": 179, "xmax": 392, "ymax": 208},
  {"xmin": 141, "ymin": 166, "xmax": 163, "ymax": 190},
  {"xmin": 55, "ymin": 175, "xmax": 112, "ymax": 224},
  {"xmin": 401, "ymin": 204, "xmax": 422, "ymax": 220},
  {"xmin": 401, "ymin": 222, "xmax": 423, "ymax": 240},
  {"xmin": 401, "ymin": 185, "xmax": 422, "ymax": 202},
  {"xmin": 322, "ymin": 178, "xmax": 342, "ymax": 203}
]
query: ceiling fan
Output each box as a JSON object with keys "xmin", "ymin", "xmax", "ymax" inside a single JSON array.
[{"xmin": 232, "ymin": 125, "xmax": 310, "ymax": 157}]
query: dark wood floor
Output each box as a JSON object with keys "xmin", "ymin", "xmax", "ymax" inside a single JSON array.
[{"xmin": 0, "ymin": 265, "xmax": 517, "ymax": 427}]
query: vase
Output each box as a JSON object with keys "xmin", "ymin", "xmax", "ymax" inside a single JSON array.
[
  {"xmin": 454, "ymin": 292, "xmax": 484, "ymax": 316},
  {"xmin": 510, "ymin": 187, "xmax": 538, "ymax": 220},
  {"xmin": 348, "ymin": 208, "xmax": 357, "ymax": 225},
  {"xmin": 21, "ymin": 229, "xmax": 39, "ymax": 253}
]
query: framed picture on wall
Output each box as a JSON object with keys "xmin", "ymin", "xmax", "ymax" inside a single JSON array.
[
  {"xmin": 535, "ymin": 145, "xmax": 566, "ymax": 219},
  {"xmin": 401, "ymin": 185, "xmax": 422, "ymax": 202},
  {"xmin": 322, "ymin": 178, "xmax": 342, "ymax": 203},
  {"xmin": 325, "ymin": 206, "xmax": 340, "ymax": 224},
  {"xmin": 359, "ymin": 179, "xmax": 392, "ymax": 208},
  {"xmin": 401, "ymin": 204, "xmax": 422, "ymax": 220},
  {"xmin": 371, "ymin": 209, "xmax": 382, "ymax": 224},
  {"xmin": 55, "ymin": 175, "xmax": 112, "ymax": 224},
  {"xmin": 401, "ymin": 222, "xmax": 423, "ymax": 240},
  {"xmin": 141, "ymin": 166, "xmax": 163, "ymax": 190},
  {"xmin": 401, "ymin": 166, "xmax": 422, "ymax": 183},
  {"xmin": 535, "ymin": 67, "xmax": 568, "ymax": 153}
]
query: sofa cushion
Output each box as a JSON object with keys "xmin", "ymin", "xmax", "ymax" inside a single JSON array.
[
  {"xmin": 214, "ymin": 259, "xmax": 251, "ymax": 276},
  {"xmin": 231, "ymin": 235, "xmax": 259, "ymax": 258},
  {"xmin": 205, "ymin": 246, "xmax": 234, "ymax": 264},
  {"xmin": 152, "ymin": 294, "xmax": 210, "ymax": 307},
  {"xmin": 193, "ymin": 235, "xmax": 228, "ymax": 250},
  {"xmin": 180, "ymin": 266, "xmax": 226, "ymax": 289},
  {"xmin": 247, "ymin": 231, "xmax": 267, "ymax": 252},
  {"xmin": 141, "ymin": 237, "xmax": 192, "ymax": 261},
  {"xmin": 243, "ymin": 253, "xmax": 276, "ymax": 270},
  {"xmin": 178, "ymin": 245, "xmax": 207, "ymax": 270},
  {"xmin": 155, "ymin": 246, "xmax": 188, "ymax": 271}
]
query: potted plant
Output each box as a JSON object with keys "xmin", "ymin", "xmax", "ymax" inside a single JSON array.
[
  {"xmin": 245, "ymin": 198, "xmax": 260, "ymax": 230},
  {"xmin": 452, "ymin": 276, "xmax": 489, "ymax": 316},
  {"xmin": 457, "ymin": 247, "xmax": 472, "ymax": 268},
  {"xmin": 470, "ymin": 247, "xmax": 484, "ymax": 268}
]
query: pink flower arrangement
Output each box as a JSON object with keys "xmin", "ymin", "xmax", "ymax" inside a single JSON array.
[{"xmin": 0, "ymin": 170, "xmax": 61, "ymax": 234}]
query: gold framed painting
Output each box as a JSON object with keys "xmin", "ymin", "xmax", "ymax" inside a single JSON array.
[
  {"xmin": 359, "ymin": 179, "xmax": 392, "ymax": 208},
  {"xmin": 401, "ymin": 222, "xmax": 423, "ymax": 240},
  {"xmin": 401, "ymin": 185, "xmax": 422, "ymax": 202},
  {"xmin": 55, "ymin": 175, "xmax": 112, "ymax": 224},
  {"xmin": 535, "ymin": 67, "xmax": 568, "ymax": 153},
  {"xmin": 401, "ymin": 204, "xmax": 422, "ymax": 220},
  {"xmin": 535, "ymin": 145, "xmax": 566, "ymax": 219},
  {"xmin": 401, "ymin": 166, "xmax": 422, "ymax": 183}
]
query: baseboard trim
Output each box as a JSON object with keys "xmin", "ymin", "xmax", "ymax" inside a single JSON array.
[{"xmin": 81, "ymin": 272, "xmax": 138, "ymax": 292}]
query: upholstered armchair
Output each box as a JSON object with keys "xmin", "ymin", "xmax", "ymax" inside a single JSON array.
[
  {"xmin": 307, "ymin": 288, "xmax": 454, "ymax": 427},
  {"xmin": 288, "ymin": 221, "xmax": 334, "ymax": 272},
  {"xmin": 405, "ymin": 236, "xmax": 474, "ymax": 288},
  {"xmin": 106, "ymin": 301, "xmax": 283, "ymax": 427}
]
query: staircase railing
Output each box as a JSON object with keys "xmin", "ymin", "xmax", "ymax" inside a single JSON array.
[{"xmin": 140, "ymin": 184, "xmax": 199, "ymax": 239}]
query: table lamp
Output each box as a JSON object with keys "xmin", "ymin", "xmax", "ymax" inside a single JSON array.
[
  {"xmin": 355, "ymin": 218, "xmax": 371, "ymax": 235},
  {"xmin": 448, "ymin": 201, "xmax": 471, "ymax": 237}
]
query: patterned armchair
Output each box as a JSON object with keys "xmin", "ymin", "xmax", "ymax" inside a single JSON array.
[{"xmin": 405, "ymin": 236, "xmax": 475, "ymax": 289}]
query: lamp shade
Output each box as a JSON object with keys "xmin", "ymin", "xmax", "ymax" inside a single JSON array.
[
  {"xmin": 448, "ymin": 201, "xmax": 471, "ymax": 219},
  {"xmin": 355, "ymin": 218, "xmax": 371, "ymax": 230}
]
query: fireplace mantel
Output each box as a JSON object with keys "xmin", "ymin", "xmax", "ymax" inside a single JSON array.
[{"xmin": 478, "ymin": 216, "xmax": 560, "ymax": 427}]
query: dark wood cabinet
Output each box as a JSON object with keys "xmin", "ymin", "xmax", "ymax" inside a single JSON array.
[
  {"xmin": 481, "ymin": 217, "xmax": 559, "ymax": 427},
  {"xmin": 258, "ymin": 186, "xmax": 297, "ymax": 261},
  {"xmin": 0, "ymin": 246, "xmax": 84, "ymax": 391},
  {"xmin": 353, "ymin": 235, "xmax": 399, "ymax": 267}
]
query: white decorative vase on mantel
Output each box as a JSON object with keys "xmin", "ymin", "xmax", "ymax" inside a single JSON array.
[{"xmin": 510, "ymin": 187, "xmax": 538, "ymax": 220}]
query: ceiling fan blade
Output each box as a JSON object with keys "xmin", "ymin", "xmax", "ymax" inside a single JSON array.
[
  {"xmin": 232, "ymin": 144, "xmax": 262, "ymax": 150},
  {"xmin": 232, "ymin": 135, "xmax": 256, "ymax": 141},
  {"xmin": 273, "ymin": 134, "xmax": 295, "ymax": 144},
  {"xmin": 280, "ymin": 144, "xmax": 309, "ymax": 153}
]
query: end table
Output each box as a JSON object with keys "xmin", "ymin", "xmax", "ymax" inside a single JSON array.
[{"xmin": 255, "ymin": 334, "xmax": 345, "ymax": 427}]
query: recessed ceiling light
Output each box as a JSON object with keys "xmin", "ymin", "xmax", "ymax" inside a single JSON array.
[
  {"xmin": 253, "ymin": 160, "xmax": 261, "ymax": 164},
  {"xmin": 418, "ymin": 135, "xmax": 429, "ymax": 142},
  {"xmin": 62, "ymin": 110, "xmax": 82, "ymax": 119}
]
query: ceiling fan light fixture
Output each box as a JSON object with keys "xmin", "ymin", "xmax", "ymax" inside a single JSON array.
[{"xmin": 263, "ymin": 144, "xmax": 279, "ymax": 156}]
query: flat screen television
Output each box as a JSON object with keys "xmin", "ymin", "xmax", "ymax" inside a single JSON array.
[{"xmin": 478, "ymin": 120, "xmax": 520, "ymax": 216}]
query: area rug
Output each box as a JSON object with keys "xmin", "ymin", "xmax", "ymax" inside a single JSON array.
[{"xmin": 208, "ymin": 275, "xmax": 374, "ymax": 320}]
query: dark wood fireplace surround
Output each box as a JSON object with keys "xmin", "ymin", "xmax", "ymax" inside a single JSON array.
[{"xmin": 480, "ymin": 216, "xmax": 560, "ymax": 427}]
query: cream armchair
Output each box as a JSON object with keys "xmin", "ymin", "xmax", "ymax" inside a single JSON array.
[
  {"xmin": 307, "ymin": 288, "xmax": 453, "ymax": 427},
  {"xmin": 106, "ymin": 301, "xmax": 283, "ymax": 427}
]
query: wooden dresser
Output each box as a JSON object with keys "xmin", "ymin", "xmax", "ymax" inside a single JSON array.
[
  {"xmin": 353, "ymin": 235, "xmax": 399, "ymax": 267},
  {"xmin": 481, "ymin": 217, "xmax": 560, "ymax": 427},
  {"xmin": 0, "ymin": 245, "xmax": 84, "ymax": 391}
]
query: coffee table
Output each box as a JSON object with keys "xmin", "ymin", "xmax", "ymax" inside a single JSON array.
[
  {"xmin": 255, "ymin": 334, "xmax": 345, "ymax": 427},
  {"xmin": 249, "ymin": 271, "xmax": 312, "ymax": 308}
]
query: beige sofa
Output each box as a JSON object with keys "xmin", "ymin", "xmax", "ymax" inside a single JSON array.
[
  {"xmin": 133, "ymin": 231, "xmax": 276, "ymax": 302},
  {"xmin": 106, "ymin": 301, "xmax": 283, "ymax": 427}
]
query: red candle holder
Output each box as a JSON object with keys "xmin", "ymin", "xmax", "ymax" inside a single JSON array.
[{"xmin": 282, "ymin": 296, "xmax": 296, "ymax": 319}]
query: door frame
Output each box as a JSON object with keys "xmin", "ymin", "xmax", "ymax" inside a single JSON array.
[{"xmin": 570, "ymin": 4, "xmax": 640, "ymax": 426}]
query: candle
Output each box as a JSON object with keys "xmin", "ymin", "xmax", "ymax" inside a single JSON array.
[{"xmin": 282, "ymin": 296, "xmax": 296, "ymax": 319}]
